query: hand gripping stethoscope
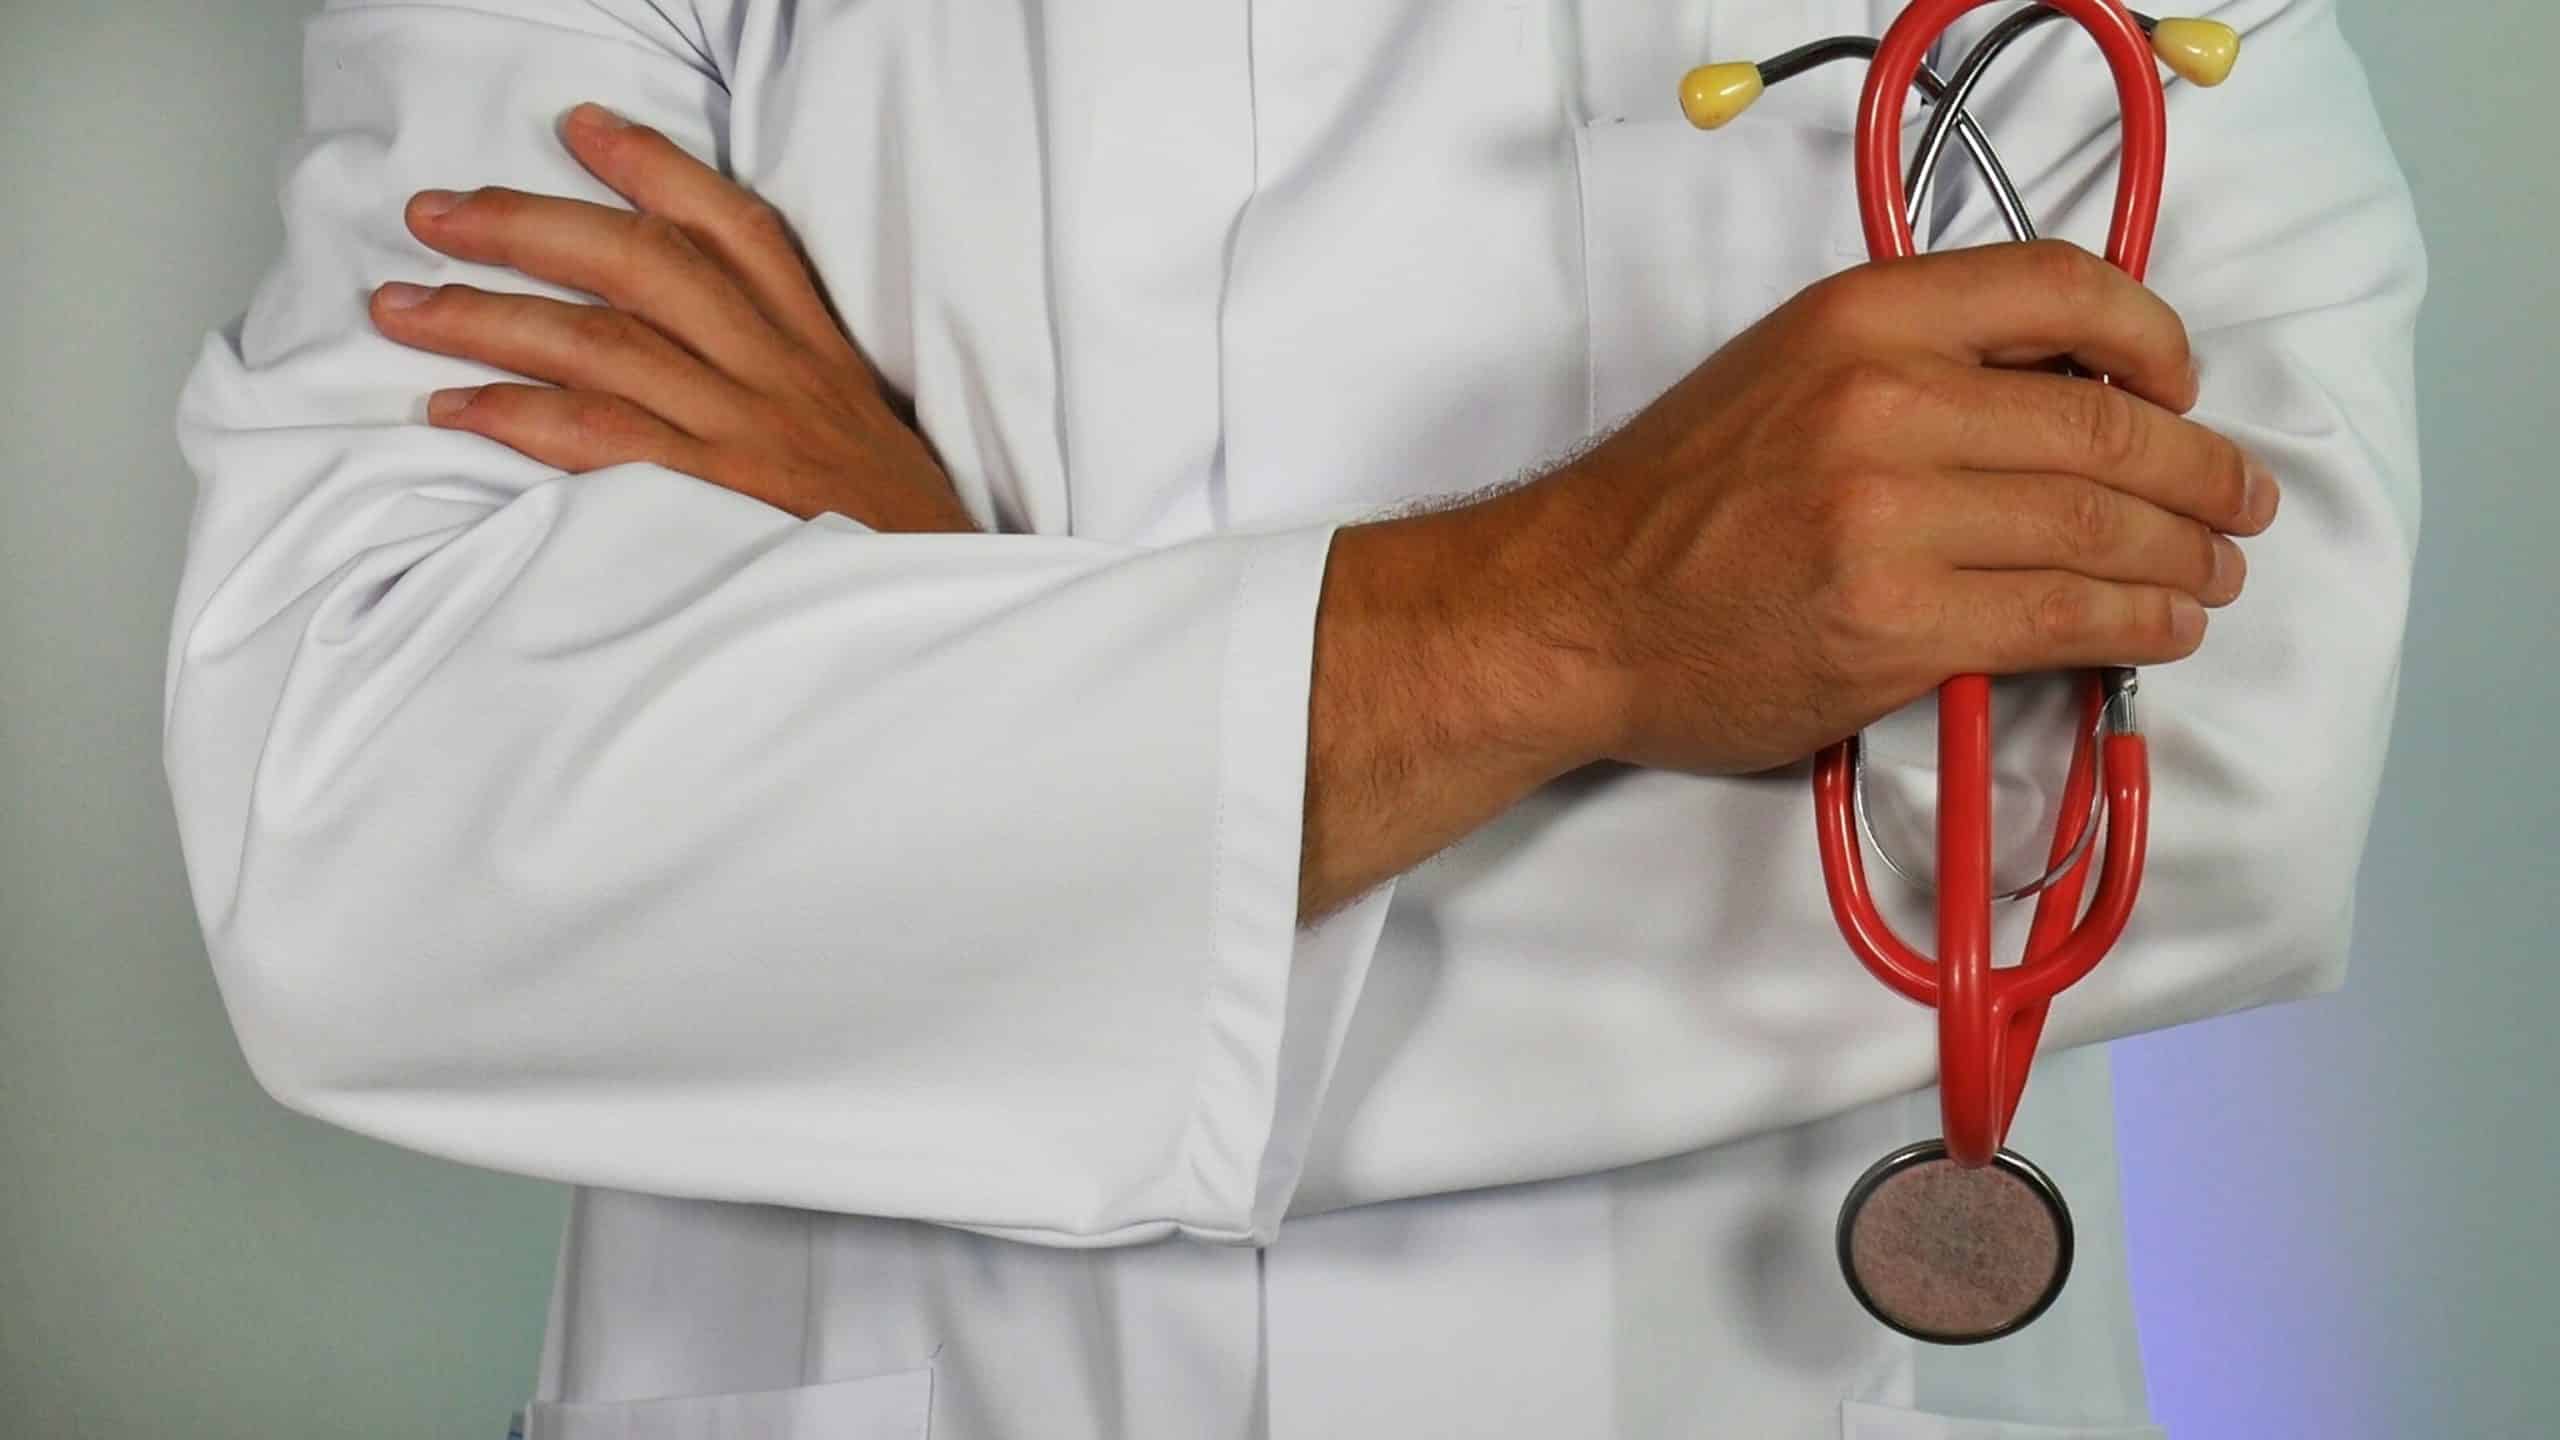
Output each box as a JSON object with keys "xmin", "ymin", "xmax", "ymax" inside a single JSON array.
[{"xmin": 1679, "ymin": 1, "xmax": 2240, "ymax": 1345}]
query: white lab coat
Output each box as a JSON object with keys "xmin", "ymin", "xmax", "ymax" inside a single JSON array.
[{"xmin": 163, "ymin": 0, "xmax": 2422, "ymax": 1435}]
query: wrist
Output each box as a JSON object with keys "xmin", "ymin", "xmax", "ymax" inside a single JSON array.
[
  {"xmin": 1333, "ymin": 475, "xmax": 1625, "ymax": 786},
  {"xmin": 1466, "ymin": 468, "xmax": 1634, "ymax": 771}
]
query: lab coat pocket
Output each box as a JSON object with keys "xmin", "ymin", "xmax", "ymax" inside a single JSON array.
[
  {"xmin": 1572, "ymin": 112, "xmax": 1868, "ymax": 430},
  {"xmin": 524, "ymin": 1367, "xmax": 933, "ymax": 1440},
  {"xmin": 1841, "ymin": 1399, "xmax": 2167, "ymax": 1440}
]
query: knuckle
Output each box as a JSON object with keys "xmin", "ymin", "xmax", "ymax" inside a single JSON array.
[
  {"xmin": 1817, "ymin": 359, "xmax": 1919, "ymax": 438},
  {"xmin": 2060, "ymin": 484, "xmax": 2118, "ymax": 558},
  {"xmin": 565, "ymin": 301, "xmax": 639, "ymax": 350},
  {"xmin": 1798, "ymin": 266, "xmax": 1880, "ymax": 334},
  {"xmin": 626, "ymin": 211, "xmax": 701, "ymax": 266},
  {"xmin": 467, "ymin": 187, "xmax": 530, "ymax": 225},
  {"xmin": 2030, "ymin": 580, "xmax": 2092, "ymax": 647},
  {"xmin": 1823, "ymin": 564, "xmax": 1928, "ymax": 654},
  {"xmin": 567, "ymin": 394, "xmax": 643, "ymax": 451},
  {"xmin": 2075, "ymin": 383, "xmax": 2140, "ymax": 469},
  {"xmin": 2026, "ymin": 237, "xmax": 2097, "ymax": 295},
  {"xmin": 733, "ymin": 194, "xmax": 796, "ymax": 250},
  {"xmin": 451, "ymin": 382, "xmax": 515, "ymax": 422},
  {"xmin": 628, "ymin": 211, "xmax": 681, "ymax": 247}
]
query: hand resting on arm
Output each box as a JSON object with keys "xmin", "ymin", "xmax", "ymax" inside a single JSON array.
[{"xmin": 379, "ymin": 102, "xmax": 2277, "ymax": 926}]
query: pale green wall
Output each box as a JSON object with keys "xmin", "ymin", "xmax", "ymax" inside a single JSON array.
[
  {"xmin": 0, "ymin": 5, "xmax": 563, "ymax": 1436},
  {"xmin": 1, "ymin": 2, "xmax": 2549, "ymax": 1436},
  {"xmin": 2112, "ymin": 2, "xmax": 2560, "ymax": 1435}
]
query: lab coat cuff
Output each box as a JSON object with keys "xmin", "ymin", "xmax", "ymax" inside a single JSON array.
[{"xmin": 1173, "ymin": 521, "xmax": 1383, "ymax": 1245}]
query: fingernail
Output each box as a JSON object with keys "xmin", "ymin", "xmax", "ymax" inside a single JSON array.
[
  {"xmin": 412, "ymin": 188, "xmax": 465, "ymax": 219},
  {"xmin": 2244, "ymin": 458, "xmax": 2281, "ymax": 529},
  {"xmin": 376, "ymin": 281, "xmax": 434, "ymax": 309},
  {"xmin": 427, "ymin": 386, "xmax": 478, "ymax": 422},
  {"xmin": 2172, "ymin": 593, "xmax": 2207, "ymax": 648},
  {"xmin": 2208, "ymin": 536, "xmax": 2245, "ymax": 606},
  {"xmin": 572, "ymin": 101, "xmax": 631, "ymax": 131}
]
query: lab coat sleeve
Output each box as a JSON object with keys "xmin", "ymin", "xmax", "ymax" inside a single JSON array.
[
  {"xmin": 162, "ymin": 0, "xmax": 1386, "ymax": 1249},
  {"xmin": 1926, "ymin": 0, "xmax": 2424, "ymax": 1030}
]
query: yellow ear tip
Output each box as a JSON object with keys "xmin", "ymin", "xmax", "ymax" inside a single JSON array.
[
  {"xmin": 2152, "ymin": 18, "xmax": 2241, "ymax": 87},
  {"xmin": 1679, "ymin": 62, "xmax": 1765, "ymax": 129}
]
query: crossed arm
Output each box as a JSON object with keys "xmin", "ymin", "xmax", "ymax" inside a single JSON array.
[
  {"xmin": 372, "ymin": 102, "xmax": 2272, "ymax": 924},
  {"xmin": 164, "ymin": 0, "xmax": 2409, "ymax": 1242}
]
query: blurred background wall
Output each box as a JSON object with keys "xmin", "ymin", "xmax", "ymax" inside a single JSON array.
[
  {"xmin": 2113, "ymin": 2, "xmax": 2558, "ymax": 1435},
  {"xmin": 0, "ymin": 5, "xmax": 564, "ymax": 1435},
  {"xmin": 1, "ymin": 1, "xmax": 2547, "ymax": 1434}
]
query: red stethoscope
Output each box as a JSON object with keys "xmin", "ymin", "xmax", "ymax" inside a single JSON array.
[{"xmin": 1682, "ymin": 1, "xmax": 2239, "ymax": 1345}]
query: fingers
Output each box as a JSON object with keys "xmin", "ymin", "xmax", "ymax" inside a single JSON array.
[
  {"xmin": 401, "ymin": 182, "xmax": 800, "ymax": 395},
  {"xmin": 1939, "ymin": 366, "xmax": 2278, "ymax": 537},
  {"xmin": 1826, "ymin": 239, "xmax": 2199, "ymax": 412},
  {"xmin": 370, "ymin": 282, "xmax": 755, "ymax": 440},
  {"xmin": 423, "ymin": 380, "xmax": 929, "ymax": 524},
  {"xmin": 1913, "ymin": 470, "xmax": 2248, "ymax": 607},
  {"xmin": 1942, "ymin": 572, "xmax": 2210, "ymax": 675},
  {"xmin": 554, "ymin": 103, "xmax": 869, "ymax": 372},
  {"xmin": 426, "ymin": 382, "xmax": 714, "ymax": 480}
]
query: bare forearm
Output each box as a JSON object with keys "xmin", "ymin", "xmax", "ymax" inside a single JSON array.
[{"xmin": 1298, "ymin": 477, "xmax": 1612, "ymax": 923}]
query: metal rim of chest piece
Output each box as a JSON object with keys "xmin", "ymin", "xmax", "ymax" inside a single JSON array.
[{"xmin": 1835, "ymin": 1139, "xmax": 2077, "ymax": 1347}]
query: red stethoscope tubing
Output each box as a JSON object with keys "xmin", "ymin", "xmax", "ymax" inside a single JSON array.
[{"xmin": 1816, "ymin": 0, "xmax": 2166, "ymax": 1168}]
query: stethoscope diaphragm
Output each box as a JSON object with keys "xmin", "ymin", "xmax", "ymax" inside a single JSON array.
[{"xmin": 1836, "ymin": 1139, "xmax": 2075, "ymax": 1346}]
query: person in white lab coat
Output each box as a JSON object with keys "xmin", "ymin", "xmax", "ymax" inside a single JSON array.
[{"xmin": 163, "ymin": 0, "xmax": 2422, "ymax": 1435}]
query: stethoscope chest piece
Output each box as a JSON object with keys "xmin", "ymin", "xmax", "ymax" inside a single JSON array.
[{"xmin": 1836, "ymin": 1139, "xmax": 2076, "ymax": 1345}]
